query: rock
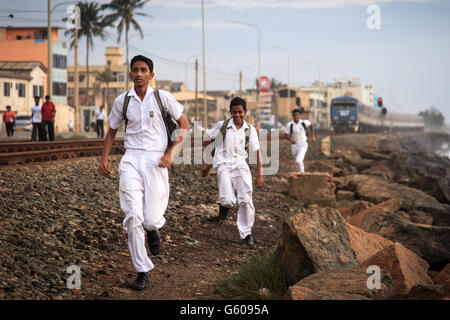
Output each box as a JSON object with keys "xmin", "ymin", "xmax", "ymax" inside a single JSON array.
[
  {"xmin": 348, "ymin": 198, "xmax": 403, "ymax": 230},
  {"xmin": 362, "ymin": 165, "xmax": 394, "ymax": 182},
  {"xmin": 336, "ymin": 190, "xmax": 354, "ymax": 201},
  {"xmin": 332, "ymin": 146, "xmax": 374, "ymax": 172},
  {"xmin": 304, "ymin": 160, "xmax": 343, "ymax": 176},
  {"xmin": 361, "ymin": 242, "xmax": 433, "ymax": 295},
  {"xmin": 353, "ymin": 211, "xmax": 450, "ymax": 266},
  {"xmin": 287, "ymin": 267, "xmax": 395, "ymax": 300},
  {"xmin": 347, "ymin": 174, "xmax": 448, "ymax": 221},
  {"xmin": 276, "ymin": 208, "xmax": 359, "ymax": 285},
  {"xmin": 346, "ymin": 223, "xmax": 393, "ymax": 264},
  {"xmin": 429, "ymin": 264, "xmax": 450, "ymax": 286},
  {"xmin": 287, "ymin": 172, "xmax": 336, "ymax": 206},
  {"xmin": 337, "ymin": 201, "xmax": 373, "ymax": 220}
]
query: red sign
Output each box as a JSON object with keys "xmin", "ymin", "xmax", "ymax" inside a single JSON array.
[{"xmin": 258, "ymin": 76, "xmax": 271, "ymax": 91}]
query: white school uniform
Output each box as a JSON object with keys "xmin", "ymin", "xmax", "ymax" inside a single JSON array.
[
  {"xmin": 208, "ymin": 119, "xmax": 260, "ymax": 239},
  {"xmin": 285, "ymin": 120, "xmax": 311, "ymax": 172},
  {"xmin": 108, "ymin": 85, "xmax": 184, "ymax": 273},
  {"xmin": 31, "ymin": 105, "xmax": 42, "ymax": 123}
]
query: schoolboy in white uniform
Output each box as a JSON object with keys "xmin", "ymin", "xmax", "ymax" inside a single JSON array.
[
  {"xmin": 98, "ymin": 55, "xmax": 189, "ymax": 291},
  {"xmin": 205, "ymin": 97, "xmax": 264, "ymax": 247},
  {"xmin": 284, "ymin": 108, "xmax": 315, "ymax": 172}
]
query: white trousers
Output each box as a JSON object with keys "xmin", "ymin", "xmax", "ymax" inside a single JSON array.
[
  {"xmin": 118, "ymin": 149, "xmax": 169, "ymax": 273},
  {"xmin": 292, "ymin": 142, "xmax": 308, "ymax": 172},
  {"xmin": 217, "ymin": 163, "xmax": 255, "ymax": 239}
]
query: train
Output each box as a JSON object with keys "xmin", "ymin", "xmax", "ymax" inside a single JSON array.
[{"xmin": 330, "ymin": 96, "xmax": 424, "ymax": 133}]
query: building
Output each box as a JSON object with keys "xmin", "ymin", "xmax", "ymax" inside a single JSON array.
[
  {"xmin": 275, "ymin": 87, "xmax": 311, "ymax": 124},
  {"xmin": 0, "ymin": 61, "xmax": 47, "ymax": 115},
  {"xmin": 297, "ymin": 82, "xmax": 328, "ymax": 129},
  {"xmin": 0, "ymin": 26, "xmax": 68, "ymax": 104}
]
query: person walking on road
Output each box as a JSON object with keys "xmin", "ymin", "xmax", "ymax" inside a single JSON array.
[
  {"xmin": 41, "ymin": 95, "xmax": 56, "ymax": 141},
  {"xmin": 95, "ymin": 106, "xmax": 106, "ymax": 138},
  {"xmin": 31, "ymin": 96, "xmax": 44, "ymax": 141},
  {"xmin": 2, "ymin": 105, "xmax": 15, "ymax": 137},
  {"xmin": 98, "ymin": 55, "xmax": 189, "ymax": 291},
  {"xmin": 203, "ymin": 97, "xmax": 264, "ymax": 247},
  {"xmin": 284, "ymin": 108, "xmax": 315, "ymax": 172}
]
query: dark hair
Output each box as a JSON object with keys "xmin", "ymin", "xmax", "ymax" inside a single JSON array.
[
  {"xmin": 229, "ymin": 97, "xmax": 247, "ymax": 112},
  {"xmin": 292, "ymin": 109, "xmax": 300, "ymax": 115},
  {"xmin": 292, "ymin": 107, "xmax": 306, "ymax": 115},
  {"xmin": 130, "ymin": 55, "xmax": 154, "ymax": 73},
  {"xmin": 6, "ymin": 105, "xmax": 11, "ymax": 109},
  {"xmin": 34, "ymin": 96, "xmax": 40, "ymax": 100},
  {"xmin": 45, "ymin": 95, "xmax": 50, "ymax": 100}
]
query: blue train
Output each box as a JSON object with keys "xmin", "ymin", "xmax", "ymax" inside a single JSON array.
[{"xmin": 330, "ymin": 96, "xmax": 424, "ymax": 133}]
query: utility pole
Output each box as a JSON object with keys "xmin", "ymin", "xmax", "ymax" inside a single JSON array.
[
  {"xmin": 47, "ymin": 0, "xmax": 52, "ymax": 97},
  {"xmin": 239, "ymin": 71, "xmax": 243, "ymax": 97},
  {"xmin": 74, "ymin": 9, "xmax": 79, "ymax": 135},
  {"xmin": 201, "ymin": 0, "xmax": 207, "ymax": 130},
  {"xmin": 195, "ymin": 59, "xmax": 199, "ymax": 122}
]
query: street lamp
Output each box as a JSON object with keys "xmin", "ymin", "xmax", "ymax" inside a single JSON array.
[
  {"xmin": 230, "ymin": 20, "xmax": 261, "ymax": 81},
  {"xmin": 233, "ymin": 65, "xmax": 249, "ymax": 96},
  {"xmin": 271, "ymin": 46, "xmax": 291, "ymax": 109}
]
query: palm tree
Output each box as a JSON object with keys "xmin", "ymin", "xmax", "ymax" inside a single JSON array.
[
  {"xmin": 95, "ymin": 66, "xmax": 115, "ymax": 112},
  {"xmin": 63, "ymin": 2, "xmax": 110, "ymax": 105},
  {"xmin": 101, "ymin": 0, "xmax": 152, "ymax": 91}
]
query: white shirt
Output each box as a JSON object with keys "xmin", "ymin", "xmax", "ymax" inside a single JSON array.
[
  {"xmin": 108, "ymin": 86, "xmax": 184, "ymax": 152},
  {"xmin": 31, "ymin": 105, "xmax": 42, "ymax": 123},
  {"xmin": 285, "ymin": 119, "xmax": 311, "ymax": 143},
  {"xmin": 95, "ymin": 109, "xmax": 106, "ymax": 120},
  {"xmin": 208, "ymin": 118, "xmax": 260, "ymax": 169}
]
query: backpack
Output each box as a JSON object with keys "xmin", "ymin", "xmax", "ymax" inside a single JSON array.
[
  {"xmin": 122, "ymin": 89, "xmax": 177, "ymax": 151},
  {"xmin": 211, "ymin": 118, "xmax": 251, "ymax": 157},
  {"xmin": 290, "ymin": 120, "xmax": 309, "ymax": 138}
]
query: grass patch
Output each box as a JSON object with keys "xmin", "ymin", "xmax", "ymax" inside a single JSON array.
[
  {"xmin": 55, "ymin": 134, "xmax": 90, "ymax": 140},
  {"xmin": 203, "ymin": 248, "xmax": 288, "ymax": 300}
]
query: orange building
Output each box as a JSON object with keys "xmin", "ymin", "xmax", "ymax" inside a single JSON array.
[{"xmin": 0, "ymin": 26, "xmax": 60, "ymax": 68}]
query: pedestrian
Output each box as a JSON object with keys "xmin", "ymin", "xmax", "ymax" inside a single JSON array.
[
  {"xmin": 98, "ymin": 55, "xmax": 189, "ymax": 291},
  {"xmin": 284, "ymin": 108, "xmax": 315, "ymax": 172},
  {"xmin": 68, "ymin": 119, "xmax": 74, "ymax": 133},
  {"xmin": 204, "ymin": 97, "xmax": 264, "ymax": 247},
  {"xmin": 95, "ymin": 106, "xmax": 106, "ymax": 138},
  {"xmin": 41, "ymin": 95, "xmax": 56, "ymax": 141},
  {"xmin": 2, "ymin": 105, "xmax": 15, "ymax": 137},
  {"xmin": 31, "ymin": 96, "xmax": 43, "ymax": 141}
]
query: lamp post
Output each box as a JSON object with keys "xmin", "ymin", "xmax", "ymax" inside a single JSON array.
[
  {"xmin": 185, "ymin": 54, "xmax": 200, "ymax": 110},
  {"xmin": 271, "ymin": 46, "xmax": 291, "ymax": 110},
  {"xmin": 201, "ymin": 0, "xmax": 207, "ymax": 129}
]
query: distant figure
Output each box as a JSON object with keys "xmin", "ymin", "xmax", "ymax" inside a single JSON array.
[
  {"xmin": 95, "ymin": 106, "xmax": 106, "ymax": 138},
  {"xmin": 2, "ymin": 105, "xmax": 16, "ymax": 137},
  {"xmin": 41, "ymin": 95, "xmax": 56, "ymax": 141},
  {"xmin": 284, "ymin": 108, "xmax": 315, "ymax": 172},
  {"xmin": 68, "ymin": 119, "xmax": 74, "ymax": 133},
  {"xmin": 31, "ymin": 96, "xmax": 44, "ymax": 141}
]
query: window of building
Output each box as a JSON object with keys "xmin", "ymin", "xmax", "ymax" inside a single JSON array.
[
  {"xmin": 53, "ymin": 54, "xmax": 67, "ymax": 69},
  {"xmin": 53, "ymin": 82, "xmax": 67, "ymax": 96},
  {"xmin": 4, "ymin": 82, "xmax": 11, "ymax": 97},
  {"xmin": 118, "ymin": 72, "xmax": 124, "ymax": 82},
  {"xmin": 16, "ymin": 35, "xmax": 23, "ymax": 40},
  {"xmin": 79, "ymin": 74, "xmax": 85, "ymax": 82},
  {"xmin": 39, "ymin": 85, "xmax": 44, "ymax": 98},
  {"xmin": 16, "ymin": 83, "xmax": 26, "ymax": 97},
  {"xmin": 34, "ymin": 30, "xmax": 47, "ymax": 40},
  {"xmin": 68, "ymin": 72, "xmax": 74, "ymax": 82},
  {"xmin": 33, "ymin": 85, "xmax": 39, "ymax": 97}
]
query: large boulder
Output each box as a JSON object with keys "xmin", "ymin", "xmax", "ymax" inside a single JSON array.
[
  {"xmin": 347, "ymin": 174, "xmax": 448, "ymax": 222},
  {"xmin": 287, "ymin": 172, "xmax": 336, "ymax": 206},
  {"xmin": 287, "ymin": 267, "xmax": 395, "ymax": 300},
  {"xmin": 276, "ymin": 208, "xmax": 359, "ymax": 285},
  {"xmin": 351, "ymin": 211, "xmax": 450, "ymax": 266},
  {"xmin": 337, "ymin": 201, "xmax": 373, "ymax": 220},
  {"xmin": 348, "ymin": 198, "xmax": 403, "ymax": 230},
  {"xmin": 361, "ymin": 164, "xmax": 394, "ymax": 182},
  {"xmin": 361, "ymin": 242, "xmax": 434, "ymax": 295},
  {"xmin": 305, "ymin": 160, "xmax": 343, "ymax": 176},
  {"xmin": 346, "ymin": 223, "xmax": 393, "ymax": 264},
  {"xmin": 332, "ymin": 146, "xmax": 374, "ymax": 172}
]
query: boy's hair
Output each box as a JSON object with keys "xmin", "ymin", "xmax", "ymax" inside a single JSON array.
[
  {"xmin": 292, "ymin": 107, "xmax": 306, "ymax": 115},
  {"xmin": 292, "ymin": 109, "xmax": 301, "ymax": 115},
  {"xmin": 229, "ymin": 97, "xmax": 247, "ymax": 112},
  {"xmin": 6, "ymin": 105, "xmax": 11, "ymax": 109},
  {"xmin": 130, "ymin": 55, "xmax": 154, "ymax": 73},
  {"xmin": 45, "ymin": 95, "xmax": 50, "ymax": 100}
]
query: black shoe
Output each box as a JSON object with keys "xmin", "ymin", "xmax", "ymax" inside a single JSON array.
[
  {"xmin": 243, "ymin": 235, "xmax": 254, "ymax": 247},
  {"xmin": 146, "ymin": 229, "xmax": 161, "ymax": 255},
  {"xmin": 129, "ymin": 272, "xmax": 148, "ymax": 291},
  {"xmin": 219, "ymin": 204, "xmax": 230, "ymax": 220}
]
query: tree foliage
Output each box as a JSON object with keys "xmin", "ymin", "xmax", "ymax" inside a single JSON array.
[{"xmin": 418, "ymin": 107, "xmax": 445, "ymax": 128}]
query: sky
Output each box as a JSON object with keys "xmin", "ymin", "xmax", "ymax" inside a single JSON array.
[{"xmin": 1, "ymin": 0, "xmax": 449, "ymax": 123}]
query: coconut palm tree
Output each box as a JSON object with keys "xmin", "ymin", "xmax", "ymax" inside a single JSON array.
[
  {"xmin": 95, "ymin": 66, "xmax": 115, "ymax": 112},
  {"xmin": 63, "ymin": 2, "xmax": 110, "ymax": 105},
  {"xmin": 101, "ymin": 0, "xmax": 152, "ymax": 91}
]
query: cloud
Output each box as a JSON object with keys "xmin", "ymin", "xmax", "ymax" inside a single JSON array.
[{"xmin": 151, "ymin": 0, "xmax": 430, "ymax": 10}]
